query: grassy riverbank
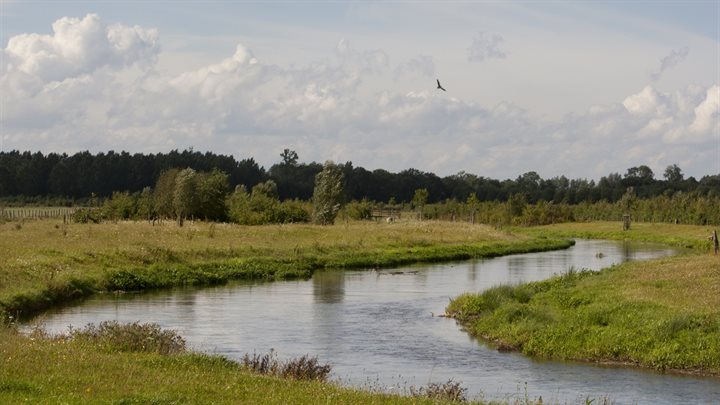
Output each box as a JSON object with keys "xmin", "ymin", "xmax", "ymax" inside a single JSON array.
[
  {"xmin": 0, "ymin": 324, "xmax": 468, "ymax": 404},
  {"xmin": 447, "ymin": 222, "xmax": 720, "ymax": 375},
  {"xmin": 0, "ymin": 219, "xmax": 572, "ymax": 320}
]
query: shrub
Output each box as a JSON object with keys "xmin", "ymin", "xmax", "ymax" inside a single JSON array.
[
  {"xmin": 73, "ymin": 208, "xmax": 101, "ymax": 224},
  {"xmin": 68, "ymin": 321, "xmax": 186, "ymax": 355}
]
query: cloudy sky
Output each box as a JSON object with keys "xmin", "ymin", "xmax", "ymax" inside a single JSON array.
[{"xmin": 1, "ymin": 1, "xmax": 718, "ymax": 180}]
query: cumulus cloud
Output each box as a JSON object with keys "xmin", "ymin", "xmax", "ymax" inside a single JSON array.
[
  {"xmin": 467, "ymin": 32, "xmax": 507, "ymax": 63},
  {"xmin": 3, "ymin": 13, "xmax": 158, "ymax": 82},
  {"xmin": 650, "ymin": 46, "xmax": 688, "ymax": 81}
]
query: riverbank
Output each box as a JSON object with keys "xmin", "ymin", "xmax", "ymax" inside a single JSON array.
[
  {"xmin": 0, "ymin": 219, "xmax": 572, "ymax": 320},
  {"xmin": 447, "ymin": 222, "xmax": 720, "ymax": 376},
  {"xmin": 0, "ymin": 323, "xmax": 471, "ymax": 404}
]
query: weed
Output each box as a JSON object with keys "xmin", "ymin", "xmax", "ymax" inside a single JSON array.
[
  {"xmin": 68, "ymin": 321, "xmax": 186, "ymax": 355},
  {"xmin": 409, "ymin": 379, "xmax": 468, "ymax": 402},
  {"xmin": 241, "ymin": 350, "xmax": 332, "ymax": 381}
]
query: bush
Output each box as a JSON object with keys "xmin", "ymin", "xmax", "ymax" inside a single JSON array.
[
  {"xmin": 345, "ymin": 199, "xmax": 374, "ymax": 220},
  {"xmin": 73, "ymin": 208, "xmax": 102, "ymax": 223}
]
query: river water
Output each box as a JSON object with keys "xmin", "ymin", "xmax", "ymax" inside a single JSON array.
[{"xmin": 32, "ymin": 240, "xmax": 719, "ymax": 403}]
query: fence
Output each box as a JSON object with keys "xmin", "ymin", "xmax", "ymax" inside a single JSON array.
[{"xmin": 0, "ymin": 207, "xmax": 80, "ymax": 221}]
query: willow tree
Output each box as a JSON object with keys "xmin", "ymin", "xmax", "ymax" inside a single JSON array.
[{"xmin": 312, "ymin": 161, "xmax": 344, "ymax": 225}]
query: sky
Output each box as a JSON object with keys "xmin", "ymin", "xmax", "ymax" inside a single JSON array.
[{"xmin": 1, "ymin": 1, "xmax": 719, "ymax": 181}]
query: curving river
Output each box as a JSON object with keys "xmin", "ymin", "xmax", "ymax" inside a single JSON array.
[{"xmin": 32, "ymin": 240, "xmax": 720, "ymax": 404}]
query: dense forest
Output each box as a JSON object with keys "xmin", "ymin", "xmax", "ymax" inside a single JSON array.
[{"xmin": 1, "ymin": 149, "xmax": 718, "ymax": 205}]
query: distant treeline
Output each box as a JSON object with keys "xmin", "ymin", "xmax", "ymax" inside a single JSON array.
[{"xmin": 1, "ymin": 149, "xmax": 719, "ymax": 205}]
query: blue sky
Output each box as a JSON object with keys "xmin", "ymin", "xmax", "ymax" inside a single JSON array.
[{"xmin": 1, "ymin": 1, "xmax": 718, "ymax": 180}]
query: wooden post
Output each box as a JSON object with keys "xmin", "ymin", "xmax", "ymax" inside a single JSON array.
[{"xmin": 713, "ymin": 230, "xmax": 719, "ymax": 255}]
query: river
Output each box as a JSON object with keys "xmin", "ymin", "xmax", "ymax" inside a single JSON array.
[{"xmin": 31, "ymin": 240, "xmax": 720, "ymax": 404}]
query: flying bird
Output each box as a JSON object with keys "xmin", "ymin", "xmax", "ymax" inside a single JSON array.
[{"xmin": 436, "ymin": 79, "xmax": 446, "ymax": 91}]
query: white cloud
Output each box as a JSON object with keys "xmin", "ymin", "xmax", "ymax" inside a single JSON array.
[
  {"xmin": 689, "ymin": 85, "xmax": 720, "ymax": 133},
  {"xmin": 3, "ymin": 14, "xmax": 158, "ymax": 82},
  {"xmin": 467, "ymin": 32, "xmax": 507, "ymax": 62}
]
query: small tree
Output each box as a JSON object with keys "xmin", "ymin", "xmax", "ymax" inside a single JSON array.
[
  {"xmin": 136, "ymin": 187, "xmax": 154, "ymax": 221},
  {"xmin": 412, "ymin": 188, "xmax": 429, "ymax": 218},
  {"xmin": 312, "ymin": 161, "xmax": 345, "ymax": 225},
  {"xmin": 173, "ymin": 168, "xmax": 198, "ymax": 226},
  {"xmin": 507, "ymin": 193, "xmax": 527, "ymax": 220},
  {"xmin": 153, "ymin": 169, "xmax": 180, "ymax": 219}
]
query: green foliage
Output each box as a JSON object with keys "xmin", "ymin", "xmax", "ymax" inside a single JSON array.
[
  {"xmin": 72, "ymin": 207, "xmax": 101, "ymax": 223},
  {"xmin": 507, "ymin": 193, "xmax": 527, "ymax": 219},
  {"xmin": 196, "ymin": 169, "xmax": 229, "ymax": 221},
  {"xmin": 344, "ymin": 198, "xmax": 374, "ymax": 220},
  {"xmin": 412, "ymin": 188, "xmax": 429, "ymax": 210},
  {"xmin": 312, "ymin": 161, "xmax": 345, "ymax": 225},
  {"xmin": 173, "ymin": 168, "xmax": 199, "ymax": 226},
  {"xmin": 153, "ymin": 168, "xmax": 179, "ymax": 219},
  {"xmin": 135, "ymin": 187, "xmax": 154, "ymax": 220},
  {"xmin": 102, "ymin": 191, "xmax": 137, "ymax": 220},
  {"xmin": 226, "ymin": 183, "xmax": 310, "ymax": 225}
]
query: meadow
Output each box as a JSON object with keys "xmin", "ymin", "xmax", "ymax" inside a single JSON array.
[{"xmin": 447, "ymin": 222, "xmax": 720, "ymax": 376}]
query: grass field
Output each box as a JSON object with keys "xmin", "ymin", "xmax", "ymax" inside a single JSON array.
[{"xmin": 447, "ymin": 222, "xmax": 720, "ymax": 376}]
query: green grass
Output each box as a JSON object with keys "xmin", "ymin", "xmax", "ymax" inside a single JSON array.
[{"xmin": 448, "ymin": 222, "xmax": 720, "ymax": 375}]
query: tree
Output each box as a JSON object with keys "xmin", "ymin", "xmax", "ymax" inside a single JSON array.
[
  {"xmin": 507, "ymin": 193, "xmax": 527, "ymax": 219},
  {"xmin": 412, "ymin": 188, "xmax": 429, "ymax": 210},
  {"xmin": 197, "ymin": 169, "xmax": 230, "ymax": 221},
  {"xmin": 153, "ymin": 169, "xmax": 180, "ymax": 219},
  {"xmin": 663, "ymin": 164, "xmax": 684, "ymax": 184},
  {"xmin": 312, "ymin": 161, "xmax": 345, "ymax": 225},
  {"xmin": 173, "ymin": 168, "xmax": 198, "ymax": 226},
  {"xmin": 136, "ymin": 187, "xmax": 154, "ymax": 221},
  {"xmin": 280, "ymin": 149, "xmax": 299, "ymax": 166}
]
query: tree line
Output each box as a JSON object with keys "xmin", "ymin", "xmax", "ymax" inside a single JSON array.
[{"xmin": 1, "ymin": 149, "xmax": 719, "ymax": 206}]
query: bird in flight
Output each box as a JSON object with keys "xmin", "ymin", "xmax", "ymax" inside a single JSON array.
[{"xmin": 436, "ymin": 79, "xmax": 446, "ymax": 91}]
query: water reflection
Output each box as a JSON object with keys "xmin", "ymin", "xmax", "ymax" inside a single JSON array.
[
  {"xmin": 32, "ymin": 240, "xmax": 719, "ymax": 404},
  {"xmin": 313, "ymin": 270, "xmax": 345, "ymax": 304}
]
